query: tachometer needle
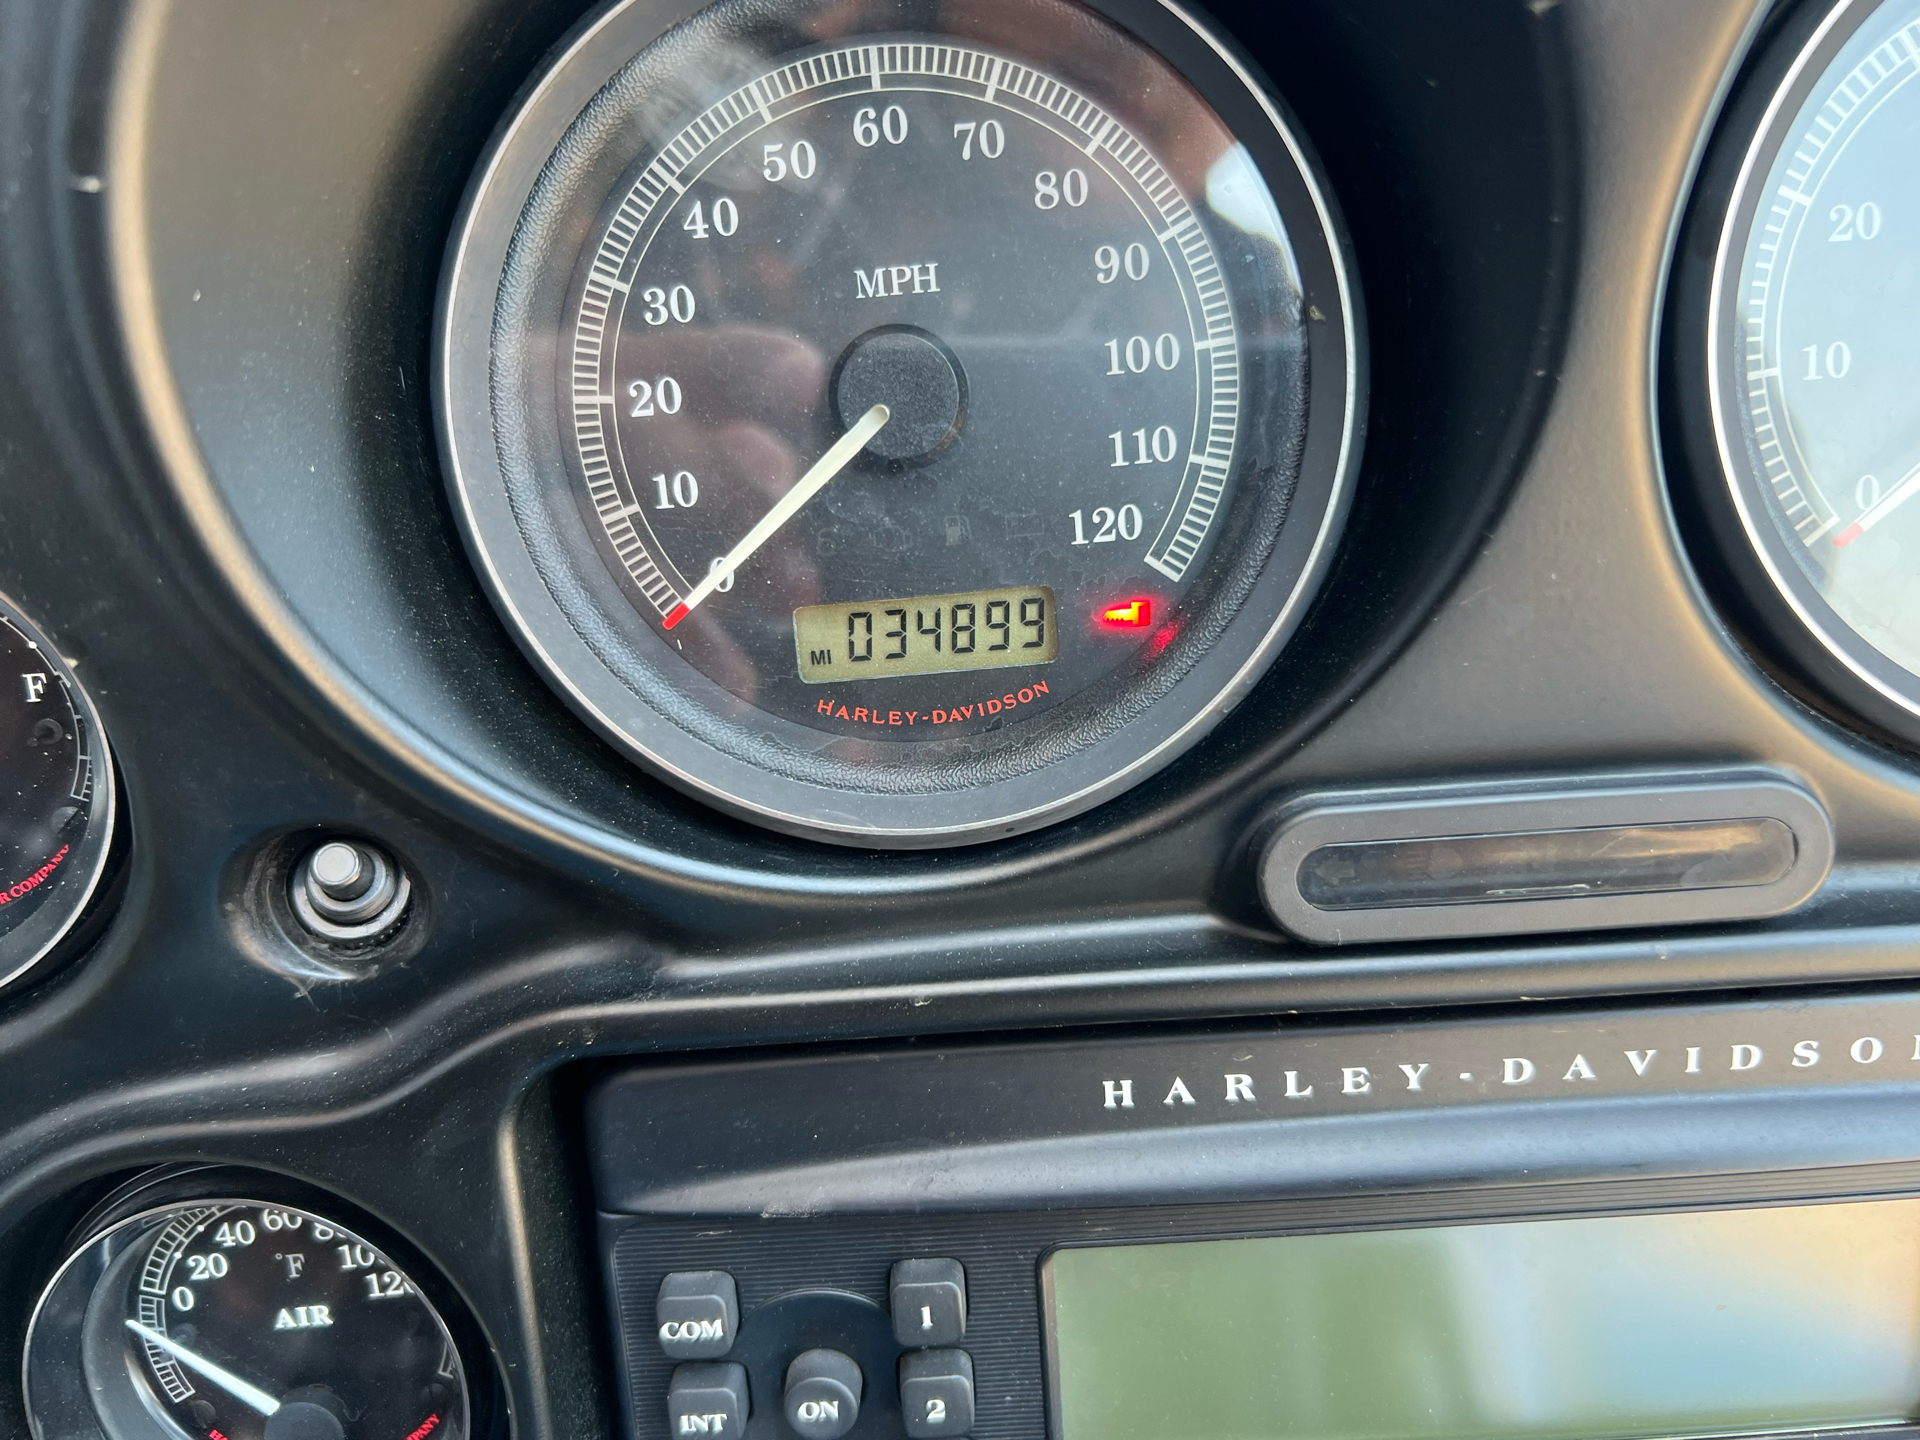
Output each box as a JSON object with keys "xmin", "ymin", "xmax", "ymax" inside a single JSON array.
[
  {"xmin": 662, "ymin": 403, "xmax": 890, "ymax": 629},
  {"xmin": 1833, "ymin": 459, "xmax": 1920, "ymax": 547},
  {"xmin": 126, "ymin": 1319, "xmax": 282, "ymax": 1416}
]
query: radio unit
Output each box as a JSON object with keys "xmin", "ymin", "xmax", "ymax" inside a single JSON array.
[{"xmin": 588, "ymin": 991, "xmax": 1920, "ymax": 1440}]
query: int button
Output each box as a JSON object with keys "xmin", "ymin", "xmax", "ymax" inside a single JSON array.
[
  {"xmin": 656, "ymin": 1271, "xmax": 739, "ymax": 1359},
  {"xmin": 900, "ymin": 1348, "xmax": 975, "ymax": 1438},
  {"xmin": 890, "ymin": 1258, "xmax": 966, "ymax": 1346},
  {"xmin": 783, "ymin": 1347, "xmax": 862, "ymax": 1439},
  {"xmin": 667, "ymin": 1361, "xmax": 749, "ymax": 1437}
]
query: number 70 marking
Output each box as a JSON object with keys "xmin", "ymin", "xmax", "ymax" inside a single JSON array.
[{"xmin": 952, "ymin": 120, "xmax": 1005, "ymax": 159}]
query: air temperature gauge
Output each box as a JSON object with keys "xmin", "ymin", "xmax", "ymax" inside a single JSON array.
[{"xmin": 24, "ymin": 1197, "xmax": 472, "ymax": 1440}]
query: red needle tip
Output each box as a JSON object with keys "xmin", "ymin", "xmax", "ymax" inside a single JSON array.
[
  {"xmin": 663, "ymin": 603, "xmax": 690, "ymax": 630},
  {"xmin": 1832, "ymin": 523, "xmax": 1864, "ymax": 549}
]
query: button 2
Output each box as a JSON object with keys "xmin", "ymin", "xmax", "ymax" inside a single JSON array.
[
  {"xmin": 889, "ymin": 1258, "xmax": 966, "ymax": 1346},
  {"xmin": 783, "ymin": 1347, "xmax": 862, "ymax": 1439},
  {"xmin": 667, "ymin": 1361, "xmax": 749, "ymax": 1437},
  {"xmin": 900, "ymin": 1348, "xmax": 974, "ymax": 1438},
  {"xmin": 657, "ymin": 1271, "xmax": 739, "ymax": 1359}
]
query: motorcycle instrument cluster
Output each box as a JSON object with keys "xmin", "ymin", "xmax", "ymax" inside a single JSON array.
[{"xmin": 437, "ymin": 0, "xmax": 1361, "ymax": 846}]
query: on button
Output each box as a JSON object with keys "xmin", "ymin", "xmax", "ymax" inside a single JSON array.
[{"xmin": 783, "ymin": 1347, "xmax": 862, "ymax": 1439}]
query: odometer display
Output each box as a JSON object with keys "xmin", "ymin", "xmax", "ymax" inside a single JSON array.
[
  {"xmin": 794, "ymin": 586, "xmax": 1057, "ymax": 683},
  {"xmin": 441, "ymin": 0, "xmax": 1361, "ymax": 844}
]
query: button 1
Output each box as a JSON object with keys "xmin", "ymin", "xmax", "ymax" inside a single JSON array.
[
  {"xmin": 783, "ymin": 1347, "xmax": 862, "ymax": 1439},
  {"xmin": 657, "ymin": 1271, "xmax": 739, "ymax": 1359},
  {"xmin": 667, "ymin": 1361, "xmax": 749, "ymax": 1438},
  {"xmin": 899, "ymin": 1348, "xmax": 974, "ymax": 1438},
  {"xmin": 890, "ymin": 1258, "xmax": 966, "ymax": 1346}
]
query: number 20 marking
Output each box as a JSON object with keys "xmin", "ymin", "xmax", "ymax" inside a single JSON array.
[
  {"xmin": 1828, "ymin": 202, "xmax": 1881, "ymax": 241},
  {"xmin": 627, "ymin": 376, "xmax": 683, "ymax": 417}
]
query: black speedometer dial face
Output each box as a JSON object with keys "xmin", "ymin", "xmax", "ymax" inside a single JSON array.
[
  {"xmin": 1710, "ymin": 0, "xmax": 1920, "ymax": 738},
  {"xmin": 579, "ymin": 40, "xmax": 1242, "ymax": 726},
  {"xmin": 24, "ymin": 1200, "xmax": 470, "ymax": 1440},
  {"xmin": 440, "ymin": 0, "xmax": 1360, "ymax": 844}
]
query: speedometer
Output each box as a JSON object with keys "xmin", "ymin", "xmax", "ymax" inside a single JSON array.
[{"xmin": 439, "ymin": 0, "xmax": 1360, "ymax": 845}]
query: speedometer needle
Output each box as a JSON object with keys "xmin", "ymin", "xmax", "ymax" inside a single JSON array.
[
  {"xmin": 662, "ymin": 403, "xmax": 890, "ymax": 629},
  {"xmin": 126, "ymin": 1319, "xmax": 282, "ymax": 1416},
  {"xmin": 1833, "ymin": 459, "xmax": 1920, "ymax": 547}
]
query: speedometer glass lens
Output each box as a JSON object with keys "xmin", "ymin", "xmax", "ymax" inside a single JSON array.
[
  {"xmin": 440, "ymin": 0, "xmax": 1360, "ymax": 844},
  {"xmin": 1712, "ymin": 0, "xmax": 1920, "ymax": 726}
]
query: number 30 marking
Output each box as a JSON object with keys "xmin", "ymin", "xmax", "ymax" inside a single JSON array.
[{"xmin": 642, "ymin": 285, "xmax": 696, "ymax": 325}]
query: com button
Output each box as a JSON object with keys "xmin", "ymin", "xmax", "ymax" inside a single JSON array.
[{"xmin": 656, "ymin": 1271, "xmax": 739, "ymax": 1359}]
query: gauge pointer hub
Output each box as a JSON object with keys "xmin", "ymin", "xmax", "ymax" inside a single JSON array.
[
  {"xmin": 831, "ymin": 324, "xmax": 968, "ymax": 464},
  {"xmin": 662, "ymin": 402, "xmax": 890, "ymax": 629},
  {"xmin": 125, "ymin": 1319, "xmax": 282, "ymax": 1416}
]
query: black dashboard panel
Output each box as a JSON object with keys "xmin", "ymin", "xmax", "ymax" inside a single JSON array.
[{"xmin": 1, "ymin": 0, "xmax": 1919, "ymax": 1437}]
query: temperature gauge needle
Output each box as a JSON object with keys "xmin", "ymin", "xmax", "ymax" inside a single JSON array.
[
  {"xmin": 1833, "ymin": 459, "xmax": 1920, "ymax": 547},
  {"xmin": 126, "ymin": 1319, "xmax": 282, "ymax": 1416},
  {"xmin": 662, "ymin": 403, "xmax": 890, "ymax": 630}
]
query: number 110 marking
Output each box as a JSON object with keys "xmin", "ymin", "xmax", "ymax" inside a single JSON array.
[{"xmin": 1110, "ymin": 427, "xmax": 1176, "ymax": 466}]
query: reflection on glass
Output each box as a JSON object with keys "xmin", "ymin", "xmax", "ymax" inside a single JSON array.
[
  {"xmin": 1046, "ymin": 1201, "xmax": 1920, "ymax": 1440},
  {"xmin": 1296, "ymin": 819, "xmax": 1797, "ymax": 910}
]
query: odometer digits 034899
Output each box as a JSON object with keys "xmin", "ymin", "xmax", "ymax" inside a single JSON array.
[{"xmin": 440, "ymin": 0, "xmax": 1361, "ymax": 845}]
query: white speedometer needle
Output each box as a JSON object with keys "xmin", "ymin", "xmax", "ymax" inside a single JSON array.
[
  {"xmin": 1833, "ymin": 459, "xmax": 1920, "ymax": 547},
  {"xmin": 125, "ymin": 1319, "xmax": 282, "ymax": 1416},
  {"xmin": 662, "ymin": 403, "xmax": 890, "ymax": 629}
]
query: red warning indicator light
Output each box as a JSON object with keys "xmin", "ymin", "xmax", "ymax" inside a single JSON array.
[{"xmin": 1100, "ymin": 599, "xmax": 1152, "ymax": 627}]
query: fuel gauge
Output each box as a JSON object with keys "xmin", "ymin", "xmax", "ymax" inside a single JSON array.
[{"xmin": 0, "ymin": 589, "xmax": 114, "ymax": 991}]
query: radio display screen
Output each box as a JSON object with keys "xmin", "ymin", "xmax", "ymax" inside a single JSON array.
[{"xmin": 1044, "ymin": 1200, "xmax": 1920, "ymax": 1440}]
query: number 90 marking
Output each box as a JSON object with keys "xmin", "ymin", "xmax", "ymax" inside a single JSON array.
[{"xmin": 1095, "ymin": 243, "xmax": 1150, "ymax": 283}]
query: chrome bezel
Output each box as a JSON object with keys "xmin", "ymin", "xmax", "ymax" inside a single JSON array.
[{"xmin": 434, "ymin": 0, "xmax": 1364, "ymax": 847}]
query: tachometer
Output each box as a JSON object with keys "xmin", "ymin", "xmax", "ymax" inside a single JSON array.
[
  {"xmin": 438, "ymin": 0, "xmax": 1361, "ymax": 844},
  {"xmin": 1700, "ymin": 0, "xmax": 1920, "ymax": 743}
]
